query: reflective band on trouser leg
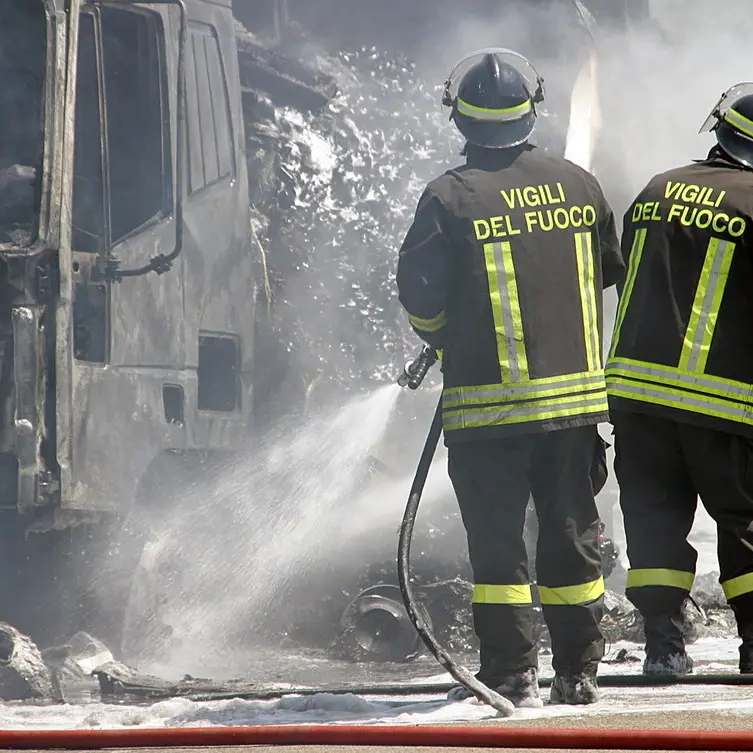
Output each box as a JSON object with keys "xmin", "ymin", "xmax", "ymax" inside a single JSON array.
[
  {"xmin": 408, "ymin": 310, "xmax": 447, "ymax": 334},
  {"xmin": 722, "ymin": 573, "xmax": 753, "ymax": 601},
  {"xmin": 473, "ymin": 583, "xmax": 533, "ymax": 605},
  {"xmin": 609, "ymin": 227, "xmax": 648, "ymax": 358},
  {"xmin": 456, "ymin": 97, "xmax": 532, "ymax": 122},
  {"xmin": 574, "ymin": 231, "xmax": 601, "ymax": 372},
  {"xmin": 484, "ymin": 242, "xmax": 528, "ymax": 383},
  {"xmin": 538, "ymin": 576, "xmax": 605, "ymax": 606},
  {"xmin": 626, "ymin": 568, "xmax": 695, "ymax": 591},
  {"xmin": 679, "ymin": 238, "xmax": 736, "ymax": 373}
]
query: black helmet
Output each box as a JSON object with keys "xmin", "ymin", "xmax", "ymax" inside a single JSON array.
[
  {"xmin": 716, "ymin": 95, "xmax": 753, "ymax": 169},
  {"xmin": 700, "ymin": 83, "xmax": 753, "ymax": 169},
  {"xmin": 443, "ymin": 48, "xmax": 545, "ymax": 149}
]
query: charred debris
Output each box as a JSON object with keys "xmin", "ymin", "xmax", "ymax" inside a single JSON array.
[{"xmin": 0, "ymin": 571, "xmax": 735, "ymax": 703}]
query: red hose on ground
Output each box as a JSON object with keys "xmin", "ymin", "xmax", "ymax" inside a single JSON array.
[{"xmin": 0, "ymin": 725, "xmax": 752, "ymax": 750}]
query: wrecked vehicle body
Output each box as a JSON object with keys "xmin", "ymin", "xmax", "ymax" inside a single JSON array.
[
  {"xmin": 0, "ymin": 0, "xmax": 256, "ymax": 648},
  {"xmin": 0, "ymin": 0, "xmax": 692, "ymax": 675}
]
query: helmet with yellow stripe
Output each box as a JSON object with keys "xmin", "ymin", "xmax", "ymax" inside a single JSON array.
[
  {"xmin": 700, "ymin": 83, "xmax": 753, "ymax": 169},
  {"xmin": 442, "ymin": 48, "xmax": 545, "ymax": 149}
]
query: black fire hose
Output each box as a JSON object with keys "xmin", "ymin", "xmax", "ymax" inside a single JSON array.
[{"xmin": 396, "ymin": 350, "xmax": 516, "ymax": 716}]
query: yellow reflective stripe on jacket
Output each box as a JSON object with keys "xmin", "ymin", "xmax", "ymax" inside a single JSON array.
[
  {"xmin": 609, "ymin": 227, "xmax": 648, "ymax": 358},
  {"xmin": 408, "ymin": 310, "xmax": 447, "ymax": 333},
  {"xmin": 445, "ymin": 369, "xmax": 605, "ymax": 394},
  {"xmin": 607, "ymin": 376, "xmax": 753, "ymax": 426},
  {"xmin": 443, "ymin": 371, "xmax": 605, "ymax": 408},
  {"xmin": 473, "ymin": 583, "xmax": 533, "ymax": 605},
  {"xmin": 725, "ymin": 107, "xmax": 753, "ymax": 139},
  {"xmin": 484, "ymin": 242, "xmax": 529, "ymax": 383},
  {"xmin": 722, "ymin": 572, "xmax": 753, "ymax": 601},
  {"xmin": 574, "ymin": 231, "xmax": 601, "ymax": 372},
  {"xmin": 606, "ymin": 358, "xmax": 753, "ymax": 402},
  {"xmin": 443, "ymin": 391, "xmax": 608, "ymax": 431},
  {"xmin": 606, "ymin": 227, "xmax": 749, "ymax": 425},
  {"xmin": 538, "ymin": 576, "xmax": 605, "ymax": 606},
  {"xmin": 626, "ymin": 568, "xmax": 694, "ymax": 591},
  {"xmin": 679, "ymin": 238, "xmax": 736, "ymax": 373},
  {"xmin": 456, "ymin": 97, "xmax": 532, "ymax": 122}
]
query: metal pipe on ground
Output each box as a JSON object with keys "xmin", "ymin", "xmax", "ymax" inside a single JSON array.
[
  {"xmin": 1, "ymin": 724, "xmax": 753, "ymax": 750},
  {"xmin": 89, "ymin": 671, "xmax": 753, "ymax": 704},
  {"xmin": 190, "ymin": 673, "xmax": 753, "ymax": 702}
]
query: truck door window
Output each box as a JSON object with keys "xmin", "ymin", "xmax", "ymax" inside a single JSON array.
[
  {"xmin": 72, "ymin": 14, "xmax": 105, "ymax": 255},
  {"xmin": 0, "ymin": 1, "xmax": 46, "ymax": 248},
  {"xmin": 101, "ymin": 7, "xmax": 170, "ymax": 243},
  {"xmin": 186, "ymin": 22, "xmax": 235, "ymax": 194},
  {"xmin": 72, "ymin": 8, "xmax": 171, "ymax": 253}
]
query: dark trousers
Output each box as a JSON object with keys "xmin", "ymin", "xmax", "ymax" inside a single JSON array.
[
  {"xmin": 447, "ymin": 425, "xmax": 604, "ymax": 680},
  {"xmin": 613, "ymin": 411, "xmax": 753, "ymax": 631}
]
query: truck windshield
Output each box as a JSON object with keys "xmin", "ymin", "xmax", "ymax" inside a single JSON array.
[{"xmin": 0, "ymin": 1, "xmax": 46, "ymax": 248}]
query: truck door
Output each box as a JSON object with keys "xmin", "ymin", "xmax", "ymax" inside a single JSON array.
[{"xmin": 62, "ymin": 4, "xmax": 185, "ymax": 511}]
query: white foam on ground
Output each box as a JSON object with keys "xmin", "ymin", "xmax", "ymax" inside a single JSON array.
[{"xmin": 1, "ymin": 638, "xmax": 749, "ymax": 729}]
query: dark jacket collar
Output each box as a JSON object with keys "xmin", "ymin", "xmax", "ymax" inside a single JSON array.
[
  {"xmin": 694, "ymin": 145, "xmax": 746, "ymax": 169},
  {"xmin": 464, "ymin": 143, "xmax": 535, "ymax": 170}
]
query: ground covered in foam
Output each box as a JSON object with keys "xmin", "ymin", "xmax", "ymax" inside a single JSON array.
[{"xmin": 0, "ymin": 638, "xmax": 748, "ymax": 730}]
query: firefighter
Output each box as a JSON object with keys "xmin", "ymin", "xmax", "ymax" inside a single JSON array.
[
  {"xmin": 395, "ymin": 49, "xmax": 624, "ymax": 706},
  {"xmin": 606, "ymin": 85, "xmax": 753, "ymax": 677}
]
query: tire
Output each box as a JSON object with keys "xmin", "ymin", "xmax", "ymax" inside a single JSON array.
[{"xmin": 114, "ymin": 449, "xmax": 226, "ymax": 665}]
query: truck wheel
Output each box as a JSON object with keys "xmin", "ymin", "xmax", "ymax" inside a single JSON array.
[{"xmin": 107, "ymin": 450, "xmax": 225, "ymax": 665}]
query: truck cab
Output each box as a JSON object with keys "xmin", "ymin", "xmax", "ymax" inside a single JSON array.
[{"xmin": 0, "ymin": 0, "xmax": 256, "ymax": 645}]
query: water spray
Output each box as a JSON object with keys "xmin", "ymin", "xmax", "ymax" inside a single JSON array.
[{"xmin": 395, "ymin": 346, "xmax": 516, "ymax": 717}]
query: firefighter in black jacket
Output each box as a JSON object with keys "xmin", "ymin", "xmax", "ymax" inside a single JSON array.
[
  {"xmin": 396, "ymin": 49, "xmax": 624, "ymax": 706},
  {"xmin": 607, "ymin": 84, "xmax": 753, "ymax": 677}
]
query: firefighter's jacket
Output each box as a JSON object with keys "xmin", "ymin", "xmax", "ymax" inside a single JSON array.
[
  {"xmin": 607, "ymin": 149, "xmax": 753, "ymax": 438},
  {"xmin": 396, "ymin": 145, "xmax": 624, "ymax": 444}
]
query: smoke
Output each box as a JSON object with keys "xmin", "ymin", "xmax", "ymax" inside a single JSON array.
[
  {"xmin": 269, "ymin": 0, "xmax": 745, "ymax": 567},
  {"xmin": 248, "ymin": 1, "xmax": 699, "ymax": 560},
  {"xmin": 254, "ymin": 1, "xmax": 604, "ymax": 408},
  {"xmin": 597, "ymin": 1, "xmax": 753, "ymax": 211},
  {"xmin": 112, "ymin": 1, "xmax": 741, "ymax": 667},
  {"xmin": 412, "ymin": 1, "xmax": 592, "ymax": 115},
  {"xmin": 253, "ymin": 50, "xmax": 458, "ymax": 400}
]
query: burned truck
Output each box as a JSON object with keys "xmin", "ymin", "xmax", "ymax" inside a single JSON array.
[
  {"xmin": 0, "ymin": 0, "xmax": 650, "ymax": 659},
  {"xmin": 0, "ymin": 0, "xmax": 259, "ymax": 647}
]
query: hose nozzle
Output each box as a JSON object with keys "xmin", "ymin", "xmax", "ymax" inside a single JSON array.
[{"xmin": 397, "ymin": 346, "xmax": 438, "ymax": 390}]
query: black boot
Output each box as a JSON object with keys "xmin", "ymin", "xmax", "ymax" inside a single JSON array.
[
  {"xmin": 447, "ymin": 667, "xmax": 543, "ymax": 708},
  {"xmin": 735, "ymin": 616, "xmax": 753, "ymax": 674},
  {"xmin": 740, "ymin": 642, "xmax": 753, "ymax": 674},
  {"xmin": 549, "ymin": 662, "xmax": 599, "ymax": 705},
  {"xmin": 642, "ymin": 612, "xmax": 693, "ymax": 676},
  {"xmin": 729, "ymin": 598, "xmax": 753, "ymax": 674}
]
